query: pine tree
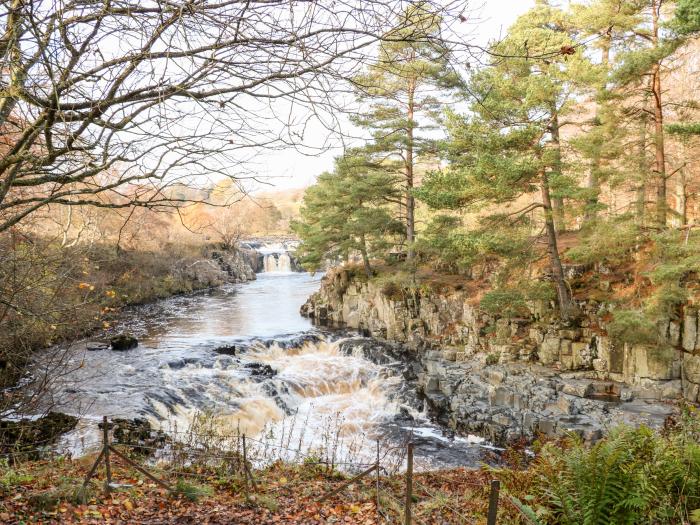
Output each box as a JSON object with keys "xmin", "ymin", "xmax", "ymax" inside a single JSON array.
[
  {"xmin": 674, "ymin": 0, "xmax": 700, "ymax": 35},
  {"xmin": 351, "ymin": 1, "xmax": 460, "ymax": 260},
  {"xmin": 417, "ymin": 1, "xmax": 593, "ymax": 318},
  {"xmin": 292, "ymin": 149, "xmax": 403, "ymax": 277},
  {"xmin": 568, "ymin": 0, "xmax": 644, "ymax": 223},
  {"xmin": 612, "ymin": 0, "xmax": 685, "ymax": 228}
]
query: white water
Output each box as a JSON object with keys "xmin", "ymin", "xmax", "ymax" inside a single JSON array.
[
  {"xmin": 263, "ymin": 252, "xmax": 292, "ymax": 273},
  {"xmin": 47, "ymin": 271, "xmax": 484, "ymax": 468}
]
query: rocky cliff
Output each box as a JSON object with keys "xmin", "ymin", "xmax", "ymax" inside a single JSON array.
[
  {"xmin": 182, "ymin": 248, "xmax": 257, "ymax": 287},
  {"xmin": 302, "ymin": 267, "xmax": 699, "ymax": 444}
]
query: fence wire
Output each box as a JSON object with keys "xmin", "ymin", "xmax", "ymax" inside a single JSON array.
[{"xmin": 2, "ymin": 416, "xmax": 507, "ymax": 524}]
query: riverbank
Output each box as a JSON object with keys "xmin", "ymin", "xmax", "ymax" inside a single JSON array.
[
  {"xmin": 0, "ymin": 451, "xmax": 500, "ymax": 524},
  {"xmin": 1, "ymin": 240, "xmax": 257, "ymax": 421},
  {"xmin": 301, "ymin": 264, "xmax": 697, "ymax": 445},
  {"xmin": 2, "ymin": 408, "xmax": 697, "ymax": 524}
]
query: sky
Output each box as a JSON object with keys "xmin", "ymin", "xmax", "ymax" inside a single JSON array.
[{"xmin": 248, "ymin": 0, "xmax": 536, "ymax": 194}]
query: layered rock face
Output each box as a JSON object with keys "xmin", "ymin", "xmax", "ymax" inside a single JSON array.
[
  {"xmin": 302, "ymin": 268, "xmax": 696, "ymax": 444},
  {"xmin": 182, "ymin": 248, "xmax": 257, "ymax": 287}
]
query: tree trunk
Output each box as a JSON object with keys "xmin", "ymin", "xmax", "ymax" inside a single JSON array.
[
  {"xmin": 0, "ymin": 0, "xmax": 25, "ymax": 128},
  {"xmin": 651, "ymin": 0, "xmax": 667, "ymax": 228},
  {"xmin": 549, "ymin": 107, "xmax": 565, "ymax": 232},
  {"xmin": 583, "ymin": 36, "xmax": 611, "ymax": 225},
  {"xmin": 359, "ymin": 234, "xmax": 372, "ymax": 278},
  {"xmin": 675, "ymin": 168, "xmax": 687, "ymax": 227},
  {"xmin": 405, "ymin": 79, "xmax": 416, "ymax": 260},
  {"xmin": 540, "ymin": 169, "xmax": 573, "ymax": 319},
  {"xmin": 635, "ymin": 116, "xmax": 648, "ymax": 225}
]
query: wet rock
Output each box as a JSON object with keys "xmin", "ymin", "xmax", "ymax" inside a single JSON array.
[
  {"xmin": 110, "ymin": 334, "xmax": 138, "ymax": 351},
  {"xmin": 244, "ymin": 362, "xmax": 277, "ymax": 378},
  {"xmin": 215, "ymin": 344, "xmax": 238, "ymax": 355},
  {"xmin": 165, "ymin": 357, "xmax": 201, "ymax": 370},
  {"xmin": 0, "ymin": 412, "xmax": 78, "ymax": 460},
  {"xmin": 99, "ymin": 418, "xmax": 167, "ymax": 455},
  {"xmin": 86, "ymin": 341, "xmax": 110, "ymax": 351}
]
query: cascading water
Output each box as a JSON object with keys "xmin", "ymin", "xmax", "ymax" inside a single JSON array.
[
  {"xmin": 45, "ymin": 269, "xmax": 485, "ymax": 468},
  {"xmin": 263, "ymin": 252, "xmax": 292, "ymax": 273},
  {"xmin": 252, "ymin": 240, "xmax": 298, "ymax": 273}
]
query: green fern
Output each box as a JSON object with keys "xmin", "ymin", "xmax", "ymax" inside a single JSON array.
[{"xmin": 526, "ymin": 418, "xmax": 700, "ymax": 524}]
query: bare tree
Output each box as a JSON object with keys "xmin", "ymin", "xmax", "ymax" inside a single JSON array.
[{"xmin": 0, "ymin": 0, "xmax": 470, "ymax": 233}]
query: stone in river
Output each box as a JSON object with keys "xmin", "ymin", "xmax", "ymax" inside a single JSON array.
[
  {"xmin": 86, "ymin": 341, "xmax": 110, "ymax": 351},
  {"xmin": 110, "ymin": 334, "xmax": 138, "ymax": 351}
]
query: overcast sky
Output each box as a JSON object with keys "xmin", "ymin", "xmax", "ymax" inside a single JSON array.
[{"xmin": 249, "ymin": 0, "xmax": 536, "ymax": 193}]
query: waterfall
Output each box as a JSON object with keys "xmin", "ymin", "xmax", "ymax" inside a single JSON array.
[
  {"xmin": 263, "ymin": 252, "xmax": 292, "ymax": 273},
  {"xmin": 253, "ymin": 240, "xmax": 298, "ymax": 273}
]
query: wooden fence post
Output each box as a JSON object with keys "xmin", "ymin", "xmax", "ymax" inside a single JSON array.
[
  {"xmin": 487, "ymin": 479, "xmax": 500, "ymax": 525},
  {"xmin": 375, "ymin": 441, "xmax": 380, "ymax": 517},
  {"xmin": 404, "ymin": 442, "xmax": 413, "ymax": 525},
  {"xmin": 102, "ymin": 416, "xmax": 112, "ymax": 494},
  {"xmin": 242, "ymin": 435, "xmax": 257, "ymax": 492}
]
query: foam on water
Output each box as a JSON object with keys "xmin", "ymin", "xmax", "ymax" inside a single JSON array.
[{"xmin": 40, "ymin": 272, "xmax": 486, "ymax": 468}]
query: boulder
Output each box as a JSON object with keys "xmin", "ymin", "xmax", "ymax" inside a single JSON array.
[
  {"xmin": 244, "ymin": 362, "xmax": 277, "ymax": 379},
  {"xmin": 86, "ymin": 341, "xmax": 110, "ymax": 351},
  {"xmin": 214, "ymin": 344, "xmax": 238, "ymax": 355},
  {"xmin": 561, "ymin": 379, "xmax": 594, "ymax": 398},
  {"xmin": 110, "ymin": 334, "xmax": 138, "ymax": 351}
]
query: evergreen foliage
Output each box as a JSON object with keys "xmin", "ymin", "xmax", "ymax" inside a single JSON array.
[
  {"xmin": 673, "ymin": 0, "xmax": 700, "ymax": 35},
  {"xmin": 567, "ymin": 216, "xmax": 642, "ymax": 267},
  {"xmin": 292, "ymin": 149, "xmax": 403, "ymax": 277},
  {"xmin": 351, "ymin": 1, "xmax": 460, "ymax": 258},
  {"xmin": 513, "ymin": 411, "xmax": 700, "ymax": 524}
]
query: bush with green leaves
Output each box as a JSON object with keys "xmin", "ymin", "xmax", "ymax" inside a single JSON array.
[
  {"xmin": 567, "ymin": 216, "xmax": 642, "ymax": 267},
  {"xmin": 606, "ymin": 309, "xmax": 659, "ymax": 346},
  {"xmin": 512, "ymin": 411, "xmax": 700, "ymax": 525},
  {"xmin": 480, "ymin": 289, "xmax": 529, "ymax": 318}
]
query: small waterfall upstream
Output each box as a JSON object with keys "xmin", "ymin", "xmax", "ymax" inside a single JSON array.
[
  {"xmin": 263, "ymin": 252, "xmax": 292, "ymax": 273},
  {"xmin": 242, "ymin": 239, "xmax": 299, "ymax": 274}
]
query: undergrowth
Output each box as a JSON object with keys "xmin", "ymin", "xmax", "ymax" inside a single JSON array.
[{"xmin": 507, "ymin": 406, "xmax": 700, "ymax": 525}]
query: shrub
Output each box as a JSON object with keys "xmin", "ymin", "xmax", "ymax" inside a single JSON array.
[
  {"xmin": 485, "ymin": 353, "xmax": 499, "ymax": 366},
  {"xmin": 567, "ymin": 216, "xmax": 642, "ymax": 267},
  {"xmin": 606, "ymin": 310, "xmax": 658, "ymax": 346},
  {"xmin": 513, "ymin": 415, "xmax": 700, "ymax": 525},
  {"xmin": 480, "ymin": 289, "xmax": 529, "ymax": 318}
]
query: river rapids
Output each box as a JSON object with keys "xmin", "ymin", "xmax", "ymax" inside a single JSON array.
[{"xmin": 45, "ymin": 261, "xmax": 486, "ymax": 469}]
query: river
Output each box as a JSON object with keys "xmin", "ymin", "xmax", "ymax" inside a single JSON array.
[{"xmin": 48, "ymin": 268, "xmax": 486, "ymax": 469}]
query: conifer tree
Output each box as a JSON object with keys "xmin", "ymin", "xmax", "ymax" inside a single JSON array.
[
  {"xmin": 569, "ymin": 0, "xmax": 644, "ymax": 223},
  {"xmin": 292, "ymin": 150, "xmax": 403, "ymax": 277},
  {"xmin": 613, "ymin": 0, "xmax": 684, "ymax": 228},
  {"xmin": 417, "ymin": 1, "xmax": 592, "ymax": 318},
  {"xmin": 352, "ymin": 2, "xmax": 460, "ymax": 259}
]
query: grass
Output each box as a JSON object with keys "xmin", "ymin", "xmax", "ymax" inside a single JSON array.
[{"xmin": 173, "ymin": 479, "xmax": 213, "ymax": 502}]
